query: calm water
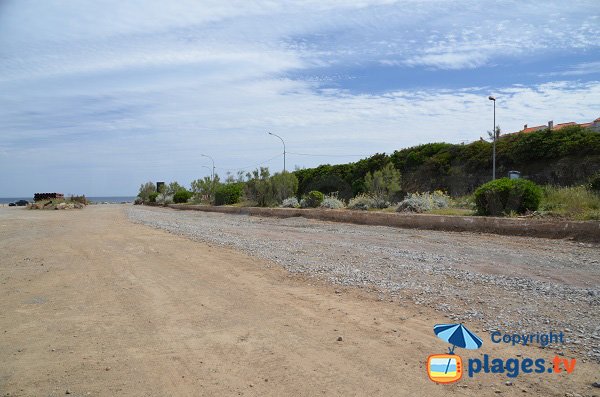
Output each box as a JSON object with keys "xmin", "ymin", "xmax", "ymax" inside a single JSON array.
[{"xmin": 0, "ymin": 196, "xmax": 136, "ymax": 204}]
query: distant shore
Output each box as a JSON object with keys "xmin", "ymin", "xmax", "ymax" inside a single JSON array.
[{"xmin": 0, "ymin": 196, "xmax": 136, "ymax": 205}]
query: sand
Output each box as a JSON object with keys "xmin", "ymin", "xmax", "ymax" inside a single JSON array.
[{"xmin": 0, "ymin": 205, "xmax": 598, "ymax": 396}]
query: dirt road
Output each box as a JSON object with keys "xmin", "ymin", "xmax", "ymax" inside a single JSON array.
[{"xmin": 0, "ymin": 206, "xmax": 598, "ymax": 396}]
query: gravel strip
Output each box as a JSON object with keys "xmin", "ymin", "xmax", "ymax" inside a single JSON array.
[{"xmin": 126, "ymin": 206, "xmax": 600, "ymax": 362}]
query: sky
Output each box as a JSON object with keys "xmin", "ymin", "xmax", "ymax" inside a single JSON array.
[{"xmin": 1, "ymin": 0, "xmax": 599, "ymax": 196}]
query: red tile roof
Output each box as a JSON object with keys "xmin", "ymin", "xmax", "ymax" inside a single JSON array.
[
  {"xmin": 512, "ymin": 117, "xmax": 599, "ymax": 134},
  {"xmin": 552, "ymin": 122, "xmax": 577, "ymax": 130},
  {"xmin": 521, "ymin": 125, "xmax": 546, "ymax": 134}
]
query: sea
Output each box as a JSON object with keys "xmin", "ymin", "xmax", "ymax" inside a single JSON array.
[{"xmin": 0, "ymin": 196, "xmax": 136, "ymax": 204}]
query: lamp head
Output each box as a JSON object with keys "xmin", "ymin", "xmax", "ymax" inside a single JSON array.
[{"xmin": 488, "ymin": 96, "xmax": 496, "ymax": 101}]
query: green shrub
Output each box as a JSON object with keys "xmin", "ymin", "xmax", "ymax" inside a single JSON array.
[
  {"xmin": 320, "ymin": 195, "xmax": 345, "ymax": 209},
  {"xmin": 148, "ymin": 192, "xmax": 159, "ymax": 203},
  {"xmin": 214, "ymin": 183, "xmax": 244, "ymax": 206},
  {"xmin": 302, "ymin": 191, "xmax": 324, "ymax": 208},
  {"xmin": 281, "ymin": 197, "xmax": 300, "ymax": 208},
  {"xmin": 396, "ymin": 191, "xmax": 450, "ymax": 213},
  {"xmin": 474, "ymin": 178, "xmax": 542, "ymax": 216},
  {"xmin": 347, "ymin": 193, "xmax": 377, "ymax": 210},
  {"xmin": 173, "ymin": 190, "xmax": 193, "ymax": 204}
]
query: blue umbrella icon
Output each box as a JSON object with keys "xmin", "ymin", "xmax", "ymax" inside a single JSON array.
[
  {"xmin": 433, "ymin": 323, "xmax": 483, "ymax": 375},
  {"xmin": 434, "ymin": 323, "xmax": 482, "ymax": 354}
]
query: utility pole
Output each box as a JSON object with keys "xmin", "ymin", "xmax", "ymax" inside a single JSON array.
[{"xmin": 488, "ymin": 96, "xmax": 497, "ymax": 180}]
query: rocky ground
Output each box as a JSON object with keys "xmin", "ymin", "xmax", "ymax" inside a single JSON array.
[{"xmin": 127, "ymin": 206, "xmax": 600, "ymax": 363}]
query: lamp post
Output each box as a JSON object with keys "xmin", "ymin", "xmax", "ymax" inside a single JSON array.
[
  {"xmin": 267, "ymin": 132, "xmax": 286, "ymax": 172},
  {"xmin": 200, "ymin": 154, "xmax": 215, "ymax": 181},
  {"xmin": 488, "ymin": 96, "xmax": 496, "ymax": 180}
]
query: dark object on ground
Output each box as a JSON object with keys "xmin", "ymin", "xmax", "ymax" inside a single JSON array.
[
  {"xmin": 590, "ymin": 172, "xmax": 600, "ymax": 193},
  {"xmin": 15, "ymin": 200, "xmax": 29, "ymax": 206},
  {"xmin": 34, "ymin": 192, "xmax": 64, "ymax": 202},
  {"xmin": 8, "ymin": 202, "xmax": 16, "ymax": 207}
]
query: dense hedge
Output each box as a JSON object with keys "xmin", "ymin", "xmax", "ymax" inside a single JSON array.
[
  {"xmin": 293, "ymin": 125, "xmax": 600, "ymax": 197},
  {"xmin": 474, "ymin": 178, "xmax": 543, "ymax": 216}
]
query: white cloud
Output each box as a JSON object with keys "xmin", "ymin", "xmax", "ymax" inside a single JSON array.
[
  {"xmin": 0, "ymin": 0, "xmax": 599, "ymax": 195},
  {"xmin": 541, "ymin": 61, "xmax": 600, "ymax": 77}
]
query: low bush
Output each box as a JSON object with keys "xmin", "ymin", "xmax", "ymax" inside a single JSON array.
[
  {"xmin": 301, "ymin": 191, "xmax": 324, "ymax": 208},
  {"xmin": 69, "ymin": 195, "xmax": 89, "ymax": 205},
  {"xmin": 281, "ymin": 197, "xmax": 300, "ymax": 208},
  {"xmin": 173, "ymin": 190, "xmax": 193, "ymax": 204},
  {"xmin": 148, "ymin": 192, "xmax": 159, "ymax": 203},
  {"xmin": 347, "ymin": 194, "xmax": 377, "ymax": 210},
  {"xmin": 320, "ymin": 195, "xmax": 345, "ymax": 209},
  {"xmin": 474, "ymin": 178, "xmax": 542, "ymax": 216},
  {"xmin": 396, "ymin": 191, "xmax": 450, "ymax": 213},
  {"xmin": 214, "ymin": 183, "xmax": 244, "ymax": 206}
]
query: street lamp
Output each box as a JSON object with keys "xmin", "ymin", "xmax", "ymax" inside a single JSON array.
[
  {"xmin": 200, "ymin": 154, "xmax": 215, "ymax": 181},
  {"xmin": 267, "ymin": 132, "xmax": 286, "ymax": 172},
  {"xmin": 488, "ymin": 96, "xmax": 496, "ymax": 180}
]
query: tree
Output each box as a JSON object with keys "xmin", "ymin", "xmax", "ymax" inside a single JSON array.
[
  {"xmin": 166, "ymin": 181, "xmax": 184, "ymax": 196},
  {"xmin": 487, "ymin": 125, "xmax": 501, "ymax": 141},
  {"xmin": 137, "ymin": 181, "xmax": 156, "ymax": 203},
  {"xmin": 364, "ymin": 163, "xmax": 402, "ymax": 203},
  {"xmin": 245, "ymin": 167, "xmax": 273, "ymax": 206},
  {"xmin": 271, "ymin": 171, "xmax": 299, "ymax": 202},
  {"xmin": 191, "ymin": 175, "xmax": 220, "ymax": 203},
  {"xmin": 157, "ymin": 182, "xmax": 169, "ymax": 204}
]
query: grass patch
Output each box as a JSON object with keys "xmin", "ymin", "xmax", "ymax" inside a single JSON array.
[
  {"xmin": 539, "ymin": 185, "xmax": 600, "ymax": 220},
  {"xmin": 427, "ymin": 208, "xmax": 475, "ymax": 216}
]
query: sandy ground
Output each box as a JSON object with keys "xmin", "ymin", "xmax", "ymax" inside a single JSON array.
[{"xmin": 0, "ymin": 205, "xmax": 598, "ymax": 396}]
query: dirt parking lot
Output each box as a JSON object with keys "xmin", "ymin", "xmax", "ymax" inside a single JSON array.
[{"xmin": 1, "ymin": 205, "xmax": 599, "ymax": 396}]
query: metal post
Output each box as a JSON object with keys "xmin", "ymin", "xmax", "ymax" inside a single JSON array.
[
  {"xmin": 200, "ymin": 154, "xmax": 215, "ymax": 181},
  {"xmin": 488, "ymin": 96, "xmax": 496, "ymax": 180},
  {"xmin": 268, "ymin": 132, "xmax": 286, "ymax": 172}
]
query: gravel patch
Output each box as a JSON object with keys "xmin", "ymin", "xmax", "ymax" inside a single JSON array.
[{"xmin": 127, "ymin": 206, "xmax": 600, "ymax": 362}]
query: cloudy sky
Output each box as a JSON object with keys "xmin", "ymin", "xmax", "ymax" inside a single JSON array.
[{"xmin": 1, "ymin": 0, "xmax": 599, "ymax": 196}]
